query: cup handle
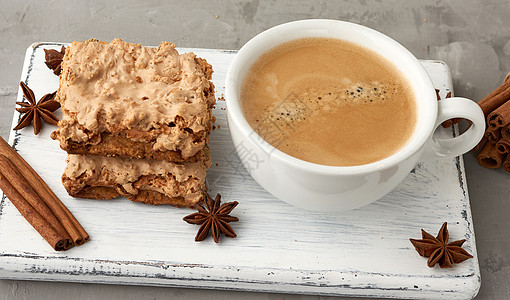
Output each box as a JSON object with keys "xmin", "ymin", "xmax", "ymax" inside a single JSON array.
[{"xmin": 420, "ymin": 97, "xmax": 485, "ymax": 162}]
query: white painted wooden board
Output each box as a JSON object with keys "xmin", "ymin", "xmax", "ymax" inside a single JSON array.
[{"xmin": 0, "ymin": 43, "xmax": 480, "ymax": 299}]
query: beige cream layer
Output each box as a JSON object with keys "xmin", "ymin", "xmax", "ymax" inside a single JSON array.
[
  {"xmin": 54, "ymin": 39, "xmax": 214, "ymax": 157},
  {"xmin": 65, "ymin": 154, "xmax": 207, "ymax": 187}
]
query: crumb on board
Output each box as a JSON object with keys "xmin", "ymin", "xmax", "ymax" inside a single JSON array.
[{"xmin": 215, "ymin": 163, "xmax": 219, "ymax": 166}]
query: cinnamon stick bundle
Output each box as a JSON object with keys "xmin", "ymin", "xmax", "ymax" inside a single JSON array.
[
  {"xmin": 473, "ymin": 73, "xmax": 510, "ymax": 172},
  {"xmin": 0, "ymin": 136, "xmax": 88, "ymax": 250}
]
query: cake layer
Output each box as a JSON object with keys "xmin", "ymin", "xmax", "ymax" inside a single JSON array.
[
  {"xmin": 69, "ymin": 187, "xmax": 196, "ymax": 207},
  {"xmin": 51, "ymin": 39, "xmax": 215, "ymax": 160},
  {"xmin": 62, "ymin": 154, "xmax": 209, "ymax": 208}
]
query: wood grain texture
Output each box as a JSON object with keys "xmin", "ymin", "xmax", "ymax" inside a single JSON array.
[{"xmin": 0, "ymin": 43, "xmax": 480, "ymax": 299}]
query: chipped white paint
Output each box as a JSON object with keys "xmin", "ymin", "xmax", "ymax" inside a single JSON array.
[{"xmin": 0, "ymin": 43, "xmax": 480, "ymax": 299}]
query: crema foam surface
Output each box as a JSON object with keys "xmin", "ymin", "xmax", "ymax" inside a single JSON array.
[{"xmin": 241, "ymin": 38, "xmax": 416, "ymax": 166}]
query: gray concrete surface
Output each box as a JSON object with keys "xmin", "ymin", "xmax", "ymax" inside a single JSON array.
[{"xmin": 0, "ymin": 1, "xmax": 509, "ymax": 299}]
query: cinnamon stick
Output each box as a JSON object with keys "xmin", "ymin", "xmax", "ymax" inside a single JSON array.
[
  {"xmin": 0, "ymin": 173, "xmax": 69, "ymax": 250},
  {"xmin": 496, "ymin": 139, "xmax": 510, "ymax": 154},
  {"xmin": 488, "ymin": 100, "xmax": 510, "ymax": 129},
  {"xmin": 502, "ymin": 124, "xmax": 510, "ymax": 142},
  {"xmin": 485, "ymin": 126, "xmax": 501, "ymax": 144},
  {"xmin": 0, "ymin": 154, "xmax": 69, "ymax": 236},
  {"xmin": 0, "ymin": 136, "xmax": 88, "ymax": 247},
  {"xmin": 504, "ymin": 154, "xmax": 510, "ymax": 172},
  {"xmin": 477, "ymin": 80, "xmax": 510, "ymax": 117},
  {"xmin": 477, "ymin": 141, "xmax": 504, "ymax": 169}
]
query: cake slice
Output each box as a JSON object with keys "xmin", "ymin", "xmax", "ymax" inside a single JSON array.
[
  {"xmin": 51, "ymin": 39, "xmax": 215, "ymax": 161},
  {"xmin": 62, "ymin": 154, "xmax": 210, "ymax": 208}
]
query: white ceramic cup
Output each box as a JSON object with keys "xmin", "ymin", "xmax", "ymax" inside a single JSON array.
[{"xmin": 225, "ymin": 19, "xmax": 485, "ymax": 212}]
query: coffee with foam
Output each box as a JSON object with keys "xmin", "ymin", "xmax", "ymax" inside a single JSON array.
[{"xmin": 241, "ymin": 37, "xmax": 416, "ymax": 166}]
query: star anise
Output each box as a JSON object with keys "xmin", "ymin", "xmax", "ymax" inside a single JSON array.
[
  {"xmin": 14, "ymin": 82, "xmax": 60, "ymax": 135},
  {"xmin": 435, "ymin": 89, "xmax": 452, "ymax": 101},
  {"xmin": 183, "ymin": 193, "xmax": 239, "ymax": 243},
  {"xmin": 44, "ymin": 46, "xmax": 65, "ymax": 75},
  {"xmin": 435, "ymin": 89, "xmax": 441, "ymax": 100},
  {"xmin": 410, "ymin": 222, "xmax": 473, "ymax": 268}
]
